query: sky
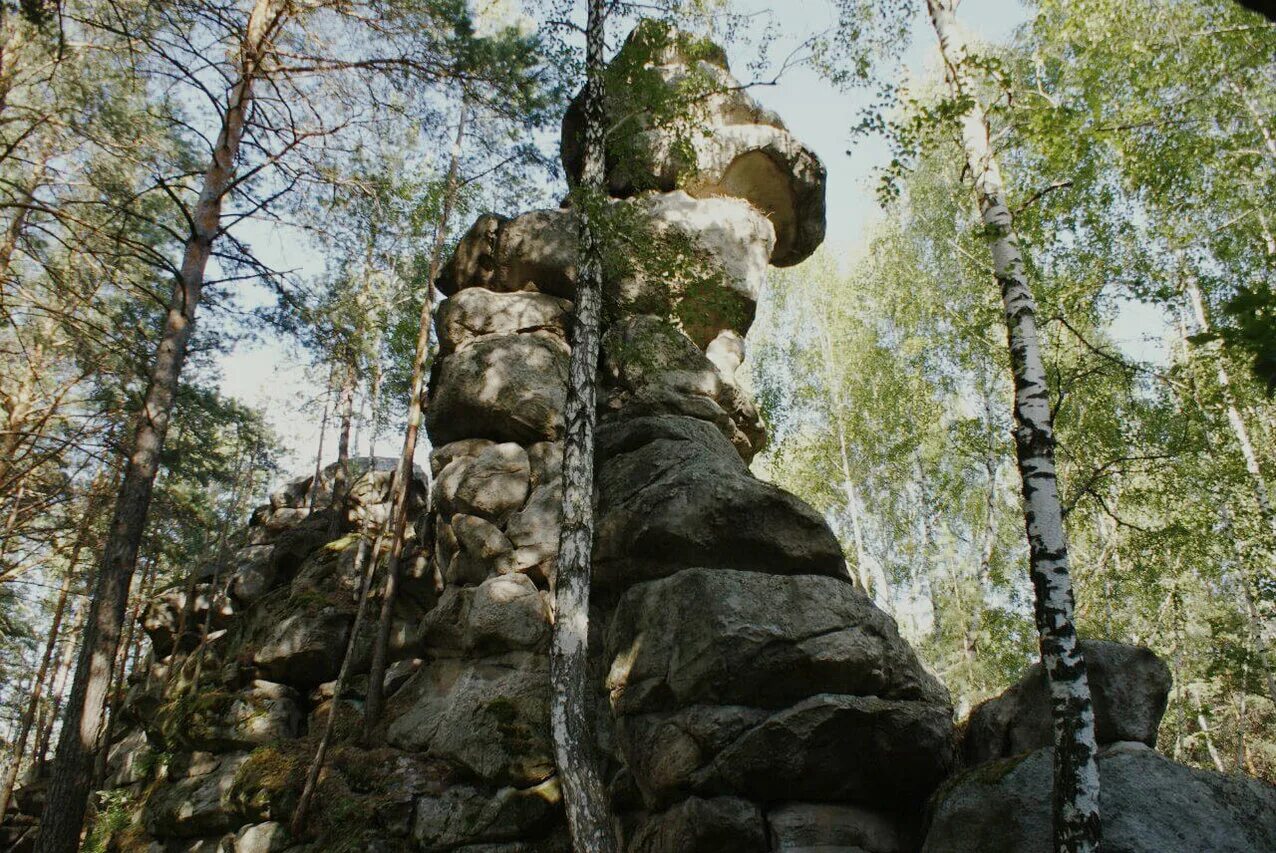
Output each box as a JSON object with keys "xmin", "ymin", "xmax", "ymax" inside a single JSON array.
[{"xmin": 218, "ymin": 0, "xmax": 1033, "ymax": 486}]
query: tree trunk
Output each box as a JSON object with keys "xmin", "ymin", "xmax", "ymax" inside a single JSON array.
[
  {"xmin": 0, "ymin": 491, "xmax": 94, "ymax": 821},
  {"xmin": 309, "ymin": 361, "xmax": 336, "ymax": 513},
  {"xmin": 363, "ymin": 96, "xmax": 468, "ymax": 737},
  {"xmin": 1182, "ymin": 272, "xmax": 1276, "ymax": 564},
  {"xmin": 33, "ymin": 4, "xmax": 289, "ymax": 849},
  {"xmin": 329, "ymin": 360, "xmax": 357, "ymax": 539},
  {"xmin": 36, "ymin": 603, "xmax": 86, "ymax": 771},
  {"xmin": 925, "ymin": 3, "xmax": 1101, "ymax": 850},
  {"xmin": 550, "ymin": 3, "xmax": 618, "ymax": 850}
]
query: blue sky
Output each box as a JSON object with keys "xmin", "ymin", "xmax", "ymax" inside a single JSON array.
[{"xmin": 219, "ymin": 0, "xmax": 1032, "ymax": 480}]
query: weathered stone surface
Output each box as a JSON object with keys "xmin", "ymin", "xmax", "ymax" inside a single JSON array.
[
  {"xmin": 235, "ymin": 821, "xmax": 289, "ymax": 853},
  {"xmin": 612, "ymin": 694, "xmax": 952, "ymax": 813},
  {"xmin": 497, "ymin": 209, "xmax": 578, "ymax": 299},
  {"xmin": 962, "ymin": 640, "xmax": 1172, "ymax": 766},
  {"xmin": 248, "ymin": 602, "xmax": 352, "ymax": 687},
  {"xmin": 229, "ymin": 545, "xmax": 277, "ymax": 605},
  {"xmin": 615, "ymin": 192, "xmax": 775, "ymax": 346},
  {"xmin": 105, "ymin": 729, "xmax": 154, "ymax": 789},
  {"xmin": 143, "ymin": 752, "xmax": 251, "ymax": 839},
  {"xmin": 386, "ymin": 652, "xmax": 553, "ymax": 786},
  {"xmin": 560, "ymin": 23, "xmax": 825, "ymax": 267},
  {"xmin": 614, "ymin": 705, "xmax": 767, "ymax": 808},
  {"xmin": 209, "ymin": 682, "xmax": 302, "ymax": 751},
  {"xmin": 432, "ymin": 438, "xmax": 497, "ymax": 478},
  {"xmin": 439, "ymin": 213, "xmax": 507, "ymax": 295},
  {"xmin": 702, "ymin": 694, "xmax": 954, "ymax": 809},
  {"xmin": 447, "ymin": 514, "xmax": 518, "ymax": 585},
  {"xmin": 141, "ymin": 585, "xmax": 236, "ymax": 657},
  {"xmin": 437, "ymin": 288, "xmax": 572, "ymax": 355},
  {"xmin": 626, "ymin": 796, "xmax": 766, "ymax": 853},
  {"xmin": 606, "ymin": 568, "xmax": 948, "ymax": 716},
  {"xmin": 766, "ymin": 802, "xmax": 912, "ymax": 853},
  {"xmin": 423, "ymin": 574, "xmax": 549, "ymax": 654},
  {"xmin": 601, "ymin": 316, "xmax": 765, "ymax": 458},
  {"xmin": 705, "ymin": 330, "xmax": 745, "ymax": 382},
  {"xmin": 428, "ymin": 333, "xmax": 569, "ymax": 445},
  {"xmin": 525, "ymin": 442, "xmax": 562, "ymax": 490},
  {"xmin": 594, "ymin": 417, "xmax": 846, "ymax": 591},
  {"xmin": 922, "ymin": 742, "xmax": 1276, "ymax": 853},
  {"xmin": 411, "ymin": 779, "xmax": 562, "ymax": 852},
  {"xmin": 503, "ymin": 484, "xmax": 561, "ymax": 585},
  {"xmin": 438, "ymin": 443, "xmax": 531, "ymax": 524}
]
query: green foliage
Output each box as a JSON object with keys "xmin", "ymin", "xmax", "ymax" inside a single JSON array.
[{"xmin": 774, "ymin": 0, "xmax": 1276, "ymax": 776}]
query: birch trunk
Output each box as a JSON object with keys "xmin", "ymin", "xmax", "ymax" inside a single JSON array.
[
  {"xmin": 925, "ymin": 3, "xmax": 1101, "ymax": 849},
  {"xmin": 362, "ymin": 96, "xmax": 467, "ymax": 737},
  {"xmin": 1182, "ymin": 273, "xmax": 1276, "ymax": 560},
  {"xmin": 550, "ymin": 3, "xmax": 617, "ymax": 849},
  {"xmin": 33, "ymin": 3, "xmax": 289, "ymax": 848}
]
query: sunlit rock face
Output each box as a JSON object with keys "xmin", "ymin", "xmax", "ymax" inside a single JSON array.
[
  {"xmin": 72, "ymin": 21, "xmax": 945, "ymax": 853},
  {"xmin": 409, "ymin": 20, "xmax": 953, "ymax": 853},
  {"xmin": 560, "ymin": 19, "xmax": 827, "ymax": 267}
]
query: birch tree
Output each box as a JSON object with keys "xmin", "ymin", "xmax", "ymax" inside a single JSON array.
[
  {"xmin": 924, "ymin": 2, "xmax": 1101, "ymax": 849},
  {"xmin": 550, "ymin": 0, "xmax": 618, "ymax": 849}
]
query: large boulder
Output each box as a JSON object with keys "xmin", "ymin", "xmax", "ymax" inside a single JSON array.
[
  {"xmin": 427, "ymin": 332, "xmax": 569, "ymax": 445},
  {"xmin": 560, "ymin": 21, "xmax": 825, "ymax": 266},
  {"xmin": 422, "ymin": 574, "xmax": 550, "ymax": 654},
  {"xmin": 593, "ymin": 416, "xmax": 845, "ymax": 591},
  {"xmin": 605, "ymin": 568, "xmax": 949, "ymax": 716},
  {"xmin": 244, "ymin": 596, "xmax": 353, "ymax": 688},
  {"xmin": 142, "ymin": 752, "xmax": 253, "ymax": 839},
  {"xmin": 437, "ymin": 288, "xmax": 572, "ymax": 355},
  {"xmin": 922, "ymin": 742, "xmax": 1276, "ymax": 853},
  {"xmin": 411, "ymin": 779, "xmax": 562, "ymax": 852},
  {"xmin": 626, "ymin": 796, "xmax": 766, "ymax": 853},
  {"xmin": 386, "ymin": 652, "xmax": 554, "ymax": 787},
  {"xmin": 436, "ymin": 442, "xmax": 531, "ymax": 524},
  {"xmin": 962, "ymin": 640, "xmax": 1172, "ymax": 766},
  {"xmin": 600, "ymin": 316, "xmax": 765, "ymax": 459},
  {"xmin": 765, "ymin": 802, "xmax": 912, "ymax": 853}
]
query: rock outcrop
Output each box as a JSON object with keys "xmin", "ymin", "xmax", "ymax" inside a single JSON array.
[
  {"xmin": 923, "ymin": 742, "xmax": 1276, "ymax": 853},
  {"xmin": 16, "ymin": 19, "xmax": 1272, "ymax": 853}
]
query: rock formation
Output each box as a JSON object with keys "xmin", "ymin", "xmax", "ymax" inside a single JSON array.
[{"xmin": 5, "ymin": 19, "xmax": 1274, "ymax": 853}]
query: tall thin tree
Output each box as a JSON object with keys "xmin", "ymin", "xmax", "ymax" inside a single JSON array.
[
  {"xmin": 33, "ymin": 3, "xmax": 292, "ymax": 848},
  {"xmin": 363, "ymin": 95, "xmax": 468, "ymax": 736},
  {"xmin": 550, "ymin": 1, "xmax": 617, "ymax": 849},
  {"xmin": 924, "ymin": 1, "xmax": 1101, "ymax": 850}
]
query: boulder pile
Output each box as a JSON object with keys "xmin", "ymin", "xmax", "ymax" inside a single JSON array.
[{"xmin": 8, "ymin": 19, "xmax": 1273, "ymax": 853}]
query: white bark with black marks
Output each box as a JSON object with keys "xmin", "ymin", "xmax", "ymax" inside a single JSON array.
[
  {"xmin": 550, "ymin": 2, "xmax": 618, "ymax": 850},
  {"xmin": 924, "ymin": 2, "xmax": 1101, "ymax": 850}
]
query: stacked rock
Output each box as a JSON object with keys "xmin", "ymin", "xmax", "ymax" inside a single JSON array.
[
  {"xmin": 381, "ymin": 21, "xmax": 956, "ymax": 852},
  {"xmin": 84, "ymin": 459, "xmax": 433, "ymax": 852}
]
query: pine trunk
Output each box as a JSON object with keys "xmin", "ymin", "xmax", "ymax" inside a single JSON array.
[
  {"xmin": 363, "ymin": 97, "xmax": 467, "ymax": 737},
  {"xmin": 0, "ymin": 504, "xmax": 88, "ymax": 821},
  {"xmin": 33, "ymin": 3, "xmax": 289, "ymax": 848},
  {"xmin": 925, "ymin": 2, "xmax": 1101, "ymax": 850},
  {"xmin": 550, "ymin": 3, "xmax": 617, "ymax": 850}
]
